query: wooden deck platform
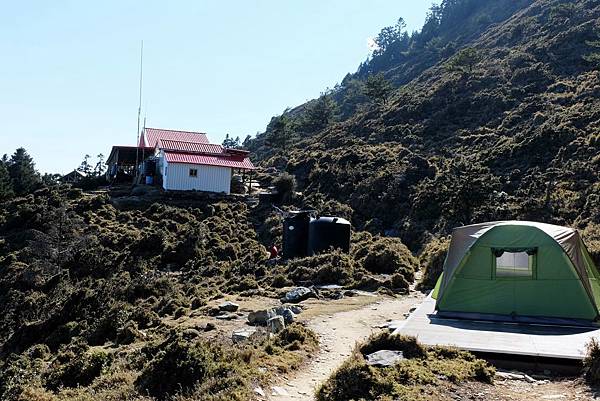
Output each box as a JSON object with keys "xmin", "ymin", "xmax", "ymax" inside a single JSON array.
[{"xmin": 393, "ymin": 295, "xmax": 600, "ymax": 360}]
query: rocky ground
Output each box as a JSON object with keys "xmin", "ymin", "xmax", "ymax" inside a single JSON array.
[
  {"xmin": 244, "ymin": 286, "xmax": 600, "ymax": 401},
  {"xmin": 264, "ymin": 292, "xmax": 426, "ymax": 400},
  {"xmin": 446, "ymin": 378, "xmax": 599, "ymax": 401}
]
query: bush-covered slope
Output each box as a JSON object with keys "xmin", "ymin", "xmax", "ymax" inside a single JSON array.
[
  {"xmin": 0, "ymin": 186, "xmax": 419, "ymax": 400},
  {"xmin": 248, "ymin": 0, "xmax": 600, "ymax": 264}
]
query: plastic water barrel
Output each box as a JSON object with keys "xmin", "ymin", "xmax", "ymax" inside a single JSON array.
[
  {"xmin": 307, "ymin": 217, "xmax": 351, "ymax": 255},
  {"xmin": 282, "ymin": 212, "xmax": 312, "ymax": 260}
]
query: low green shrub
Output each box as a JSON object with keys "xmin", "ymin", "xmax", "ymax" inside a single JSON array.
[
  {"xmin": 317, "ymin": 333, "xmax": 495, "ymax": 401},
  {"xmin": 271, "ymin": 273, "xmax": 293, "ymax": 288},
  {"xmin": 353, "ymin": 234, "xmax": 418, "ymax": 286},
  {"xmin": 46, "ymin": 350, "xmax": 111, "ymax": 390},
  {"xmin": 275, "ymin": 323, "xmax": 319, "ymax": 349},
  {"xmin": 359, "ymin": 332, "xmax": 427, "ymax": 359},
  {"xmin": 418, "ymin": 237, "xmax": 450, "ymax": 289},
  {"xmin": 285, "ymin": 251, "xmax": 356, "ymax": 285},
  {"xmin": 136, "ymin": 336, "xmax": 230, "ymax": 399},
  {"xmin": 584, "ymin": 338, "xmax": 600, "ymax": 384},
  {"xmin": 273, "ymin": 173, "xmax": 297, "ymax": 204}
]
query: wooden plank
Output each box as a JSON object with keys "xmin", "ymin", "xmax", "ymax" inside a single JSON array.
[{"xmin": 393, "ymin": 295, "xmax": 598, "ymax": 360}]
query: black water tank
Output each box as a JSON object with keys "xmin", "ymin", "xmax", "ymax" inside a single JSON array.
[
  {"xmin": 307, "ymin": 216, "xmax": 351, "ymax": 255},
  {"xmin": 282, "ymin": 212, "xmax": 312, "ymax": 260}
]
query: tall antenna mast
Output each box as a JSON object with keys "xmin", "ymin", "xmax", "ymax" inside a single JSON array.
[{"xmin": 135, "ymin": 40, "xmax": 144, "ymax": 180}]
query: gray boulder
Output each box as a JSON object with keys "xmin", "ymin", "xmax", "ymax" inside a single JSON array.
[
  {"xmin": 218, "ymin": 301, "xmax": 240, "ymax": 312},
  {"xmin": 267, "ymin": 316, "xmax": 285, "ymax": 334},
  {"xmin": 282, "ymin": 287, "xmax": 316, "ymax": 303},
  {"xmin": 232, "ymin": 327, "xmax": 258, "ymax": 343},
  {"xmin": 288, "ymin": 305, "xmax": 303, "ymax": 314},
  {"xmin": 365, "ymin": 350, "xmax": 405, "ymax": 367},
  {"xmin": 248, "ymin": 308, "xmax": 277, "ymax": 325},
  {"xmin": 280, "ymin": 308, "xmax": 295, "ymax": 324}
]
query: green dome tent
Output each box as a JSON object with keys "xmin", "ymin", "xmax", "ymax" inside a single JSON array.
[{"xmin": 432, "ymin": 221, "xmax": 600, "ymax": 323}]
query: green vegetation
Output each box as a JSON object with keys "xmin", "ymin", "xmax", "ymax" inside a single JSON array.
[
  {"xmin": 222, "ymin": 133, "xmax": 241, "ymax": 148},
  {"xmin": 3, "ymin": 323, "xmax": 318, "ymax": 401},
  {"xmin": 272, "ymin": 172, "xmax": 297, "ymax": 204},
  {"xmin": 245, "ymin": 0, "xmax": 600, "ymax": 293},
  {"xmin": 265, "ymin": 112, "xmax": 297, "ymax": 152},
  {"xmin": 316, "ymin": 332, "xmax": 495, "ymax": 401},
  {"xmin": 584, "ymin": 338, "xmax": 600, "ymax": 385},
  {"xmin": 0, "ymin": 181, "xmax": 415, "ymax": 400},
  {"xmin": 446, "ymin": 47, "xmax": 482, "ymax": 73},
  {"xmin": 278, "ymin": 233, "xmax": 419, "ymax": 291},
  {"xmin": 2, "ymin": 148, "xmax": 42, "ymax": 198},
  {"xmin": 418, "ymin": 237, "xmax": 451, "ymax": 289},
  {"xmin": 0, "ymin": 161, "xmax": 14, "ymax": 200},
  {"xmin": 4, "ymin": 0, "xmax": 600, "ymax": 399},
  {"xmin": 301, "ymin": 92, "xmax": 338, "ymax": 133},
  {"xmin": 364, "ymin": 73, "xmax": 394, "ymax": 106}
]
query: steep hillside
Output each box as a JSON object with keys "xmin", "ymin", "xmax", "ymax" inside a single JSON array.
[{"xmin": 248, "ymin": 0, "xmax": 600, "ymax": 263}]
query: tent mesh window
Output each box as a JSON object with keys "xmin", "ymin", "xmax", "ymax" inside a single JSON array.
[{"xmin": 493, "ymin": 248, "xmax": 536, "ymax": 278}]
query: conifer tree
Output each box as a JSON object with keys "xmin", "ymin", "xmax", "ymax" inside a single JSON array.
[
  {"xmin": 222, "ymin": 134, "xmax": 241, "ymax": 148},
  {"xmin": 446, "ymin": 47, "xmax": 481, "ymax": 74},
  {"xmin": 302, "ymin": 93, "xmax": 337, "ymax": 132},
  {"xmin": 266, "ymin": 114, "xmax": 296, "ymax": 151},
  {"xmin": 0, "ymin": 161, "xmax": 14, "ymax": 200},
  {"xmin": 8, "ymin": 148, "xmax": 41, "ymax": 196},
  {"xmin": 364, "ymin": 73, "xmax": 394, "ymax": 106}
]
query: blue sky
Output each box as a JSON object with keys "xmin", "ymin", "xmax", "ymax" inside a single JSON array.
[{"xmin": 0, "ymin": 1, "xmax": 433, "ymax": 174}]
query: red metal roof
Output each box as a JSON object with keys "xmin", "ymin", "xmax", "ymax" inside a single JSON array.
[
  {"xmin": 141, "ymin": 127, "xmax": 209, "ymax": 147},
  {"xmin": 164, "ymin": 151, "xmax": 255, "ymax": 170},
  {"xmin": 157, "ymin": 139, "xmax": 223, "ymax": 154}
]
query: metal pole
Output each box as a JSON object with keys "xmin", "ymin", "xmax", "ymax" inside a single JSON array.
[{"xmin": 135, "ymin": 40, "xmax": 144, "ymax": 181}]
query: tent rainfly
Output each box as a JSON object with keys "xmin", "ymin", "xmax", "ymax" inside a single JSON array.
[{"xmin": 433, "ymin": 221, "xmax": 600, "ymax": 324}]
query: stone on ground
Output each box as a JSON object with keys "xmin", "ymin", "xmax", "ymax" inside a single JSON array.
[
  {"xmin": 248, "ymin": 308, "xmax": 277, "ymax": 325},
  {"xmin": 216, "ymin": 313, "xmax": 237, "ymax": 320},
  {"xmin": 271, "ymin": 386, "xmax": 290, "ymax": 396},
  {"xmin": 218, "ymin": 301, "xmax": 240, "ymax": 312},
  {"xmin": 232, "ymin": 327, "xmax": 258, "ymax": 343},
  {"xmin": 268, "ymin": 315, "xmax": 286, "ymax": 334},
  {"xmin": 365, "ymin": 350, "xmax": 405, "ymax": 367},
  {"xmin": 281, "ymin": 308, "xmax": 295, "ymax": 324},
  {"xmin": 282, "ymin": 287, "xmax": 316, "ymax": 303},
  {"xmin": 288, "ymin": 305, "xmax": 303, "ymax": 314}
]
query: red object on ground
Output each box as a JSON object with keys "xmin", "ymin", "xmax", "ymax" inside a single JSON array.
[{"xmin": 269, "ymin": 245, "xmax": 279, "ymax": 259}]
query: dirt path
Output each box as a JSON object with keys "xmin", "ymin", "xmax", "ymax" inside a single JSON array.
[{"xmin": 266, "ymin": 292, "xmax": 426, "ymax": 400}]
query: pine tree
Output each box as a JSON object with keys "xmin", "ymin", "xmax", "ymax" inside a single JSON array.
[
  {"xmin": 266, "ymin": 114, "xmax": 296, "ymax": 151},
  {"xmin": 446, "ymin": 47, "xmax": 482, "ymax": 74},
  {"xmin": 78, "ymin": 154, "xmax": 92, "ymax": 175},
  {"xmin": 302, "ymin": 93, "xmax": 337, "ymax": 133},
  {"xmin": 7, "ymin": 148, "xmax": 41, "ymax": 196},
  {"xmin": 242, "ymin": 134, "xmax": 252, "ymax": 149},
  {"xmin": 364, "ymin": 73, "xmax": 394, "ymax": 106},
  {"xmin": 0, "ymin": 161, "xmax": 14, "ymax": 200},
  {"xmin": 94, "ymin": 153, "xmax": 106, "ymax": 176},
  {"xmin": 222, "ymin": 134, "xmax": 241, "ymax": 148}
]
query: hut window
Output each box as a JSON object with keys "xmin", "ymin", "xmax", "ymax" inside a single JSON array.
[
  {"xmin": 189, "ymin": 168, "xmax": 198, "ymax": 177},
  {"xmin": 494, "ymin": 250, "xmax": 535, "ymax": 278}
]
